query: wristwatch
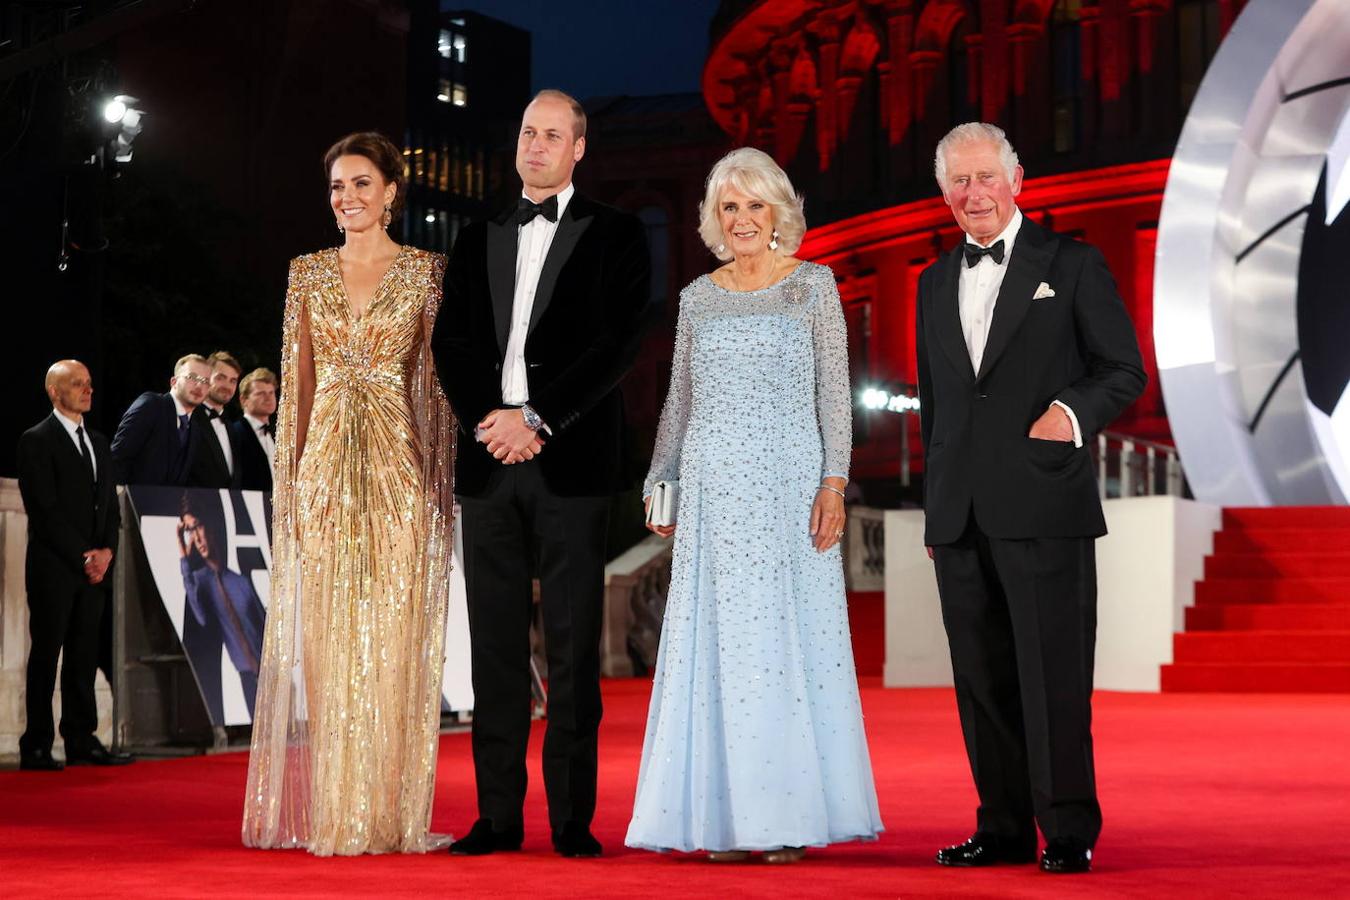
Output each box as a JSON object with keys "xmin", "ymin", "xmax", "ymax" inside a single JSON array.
[{"xmin": 520, "ymin": 404, "xmax": 544, "ymax": 432}]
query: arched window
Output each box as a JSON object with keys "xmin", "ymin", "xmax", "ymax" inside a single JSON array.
[
  {"xmin": 1177, "ymin": 0, "xmax": 1221, "ymax": 110},
  {"xmin": 638, "ymin": 205, "xmax": 669, "ymax": 313},
  {"xmin": 1051, "ymin": 0, "xmax": 1082, "ymax": 153}
]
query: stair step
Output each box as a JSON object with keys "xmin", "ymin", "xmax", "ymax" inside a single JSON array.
[
  {"xmin": 1205, "ymin": 553, "xmax": 1350, "ymax": 578},
  {"xmin": 1212, "ymin": 528, "xmax": 1350, "ymax": 553},
  {"xmin": 1161, "ymin": 662, "xmax": 1350, "ymax": 693},
  {"xmin": 1222, "ymin": 506, "xmax": 1350, "ymax": 530},
  {"xmin": 1185, "ymin": 603, "xmax": 1350, "ymax": 631},
  {"xmin": 1173, "ymin": 631, "xmax": 1350, "ymax": 663},
  {"xmin": 1195, "ymin": 578, "xmax": 1350, "ymax": 605}
]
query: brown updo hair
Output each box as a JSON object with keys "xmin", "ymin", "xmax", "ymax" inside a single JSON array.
[{"xmin": 323, "ymin": 131, "xmax": 407, "ymax": 218}]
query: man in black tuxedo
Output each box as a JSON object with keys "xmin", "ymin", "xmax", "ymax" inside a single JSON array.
[
  {"xmin": 432, "ymin": 89, "xmax": 651, "ymax": 859},
  {"xmin": 916, "ymin": 123, "xmax": 1145, "ymax": 874},
  {"xmin": 230, "ymin": 367, "xmax": 277, "ymax": 492},
  {"xmin": 188, "ymin": 350, "xmax": 244, "ymax": 490},
  {"xmin": 17, "ymin": 361, "xmax": 133, "ymax": 768},
  {"xmin": 111, "ymin": 353, "xmax": 213, "ymax": 487}
]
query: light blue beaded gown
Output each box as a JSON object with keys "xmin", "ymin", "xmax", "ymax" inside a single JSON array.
[{"xmin": 626, "ymin": 261, "xmax": 883, "ymax": 853}]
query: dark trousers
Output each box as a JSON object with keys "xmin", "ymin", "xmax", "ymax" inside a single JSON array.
[
  {"xmin": 21, "ymin": 576, "xmax": 106, "ymax": 756},
  {"xmin": 459, "ymin": 461, "xmax": 610, "ymax": 834},
  {"xmin": 932, "ymin": 512, "xmax": 1102, "ymax": 849}
]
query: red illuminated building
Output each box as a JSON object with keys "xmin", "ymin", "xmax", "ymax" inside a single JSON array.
[{"xmin": 697, "ymin": 0, "xmax": 1246, "ymax": 491}]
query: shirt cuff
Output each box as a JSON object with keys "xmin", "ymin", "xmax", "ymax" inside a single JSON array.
[{"xmin": 1051, "ymin": 400, "xmax": 1083, "ymax": 448}]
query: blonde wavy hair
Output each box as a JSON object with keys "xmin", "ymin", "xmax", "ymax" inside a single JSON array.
[{"xmin": 698, "ymin": 147, "xmax": 806, "ymax": 261}]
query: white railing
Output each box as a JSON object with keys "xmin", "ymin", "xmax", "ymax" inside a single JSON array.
[
  {"xmin": 600, "ymin": 535, "xmax": 673, "ymax": 677},
  {"xmin": 1094, "ymin": 432, "xmax": 1187, "ymax": 499}
]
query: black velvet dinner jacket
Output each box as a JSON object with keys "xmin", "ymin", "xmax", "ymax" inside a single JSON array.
[
  {"xmin": 915, "ymin": 217, "xmax": 1147, "ymax": 545},
  {"xmin": 432, "ymin": 191, "xmax": 652, "ymax": 498}
]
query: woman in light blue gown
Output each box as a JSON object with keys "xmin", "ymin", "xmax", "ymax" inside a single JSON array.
[{"xmin": 626, "ymin": 148, "xmax": 882, "ymax": 863}]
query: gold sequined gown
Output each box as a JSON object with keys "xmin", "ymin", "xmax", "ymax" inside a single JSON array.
[{"xmin": 242, "ymin": 246, "xmax": 456, "ymax": 856}]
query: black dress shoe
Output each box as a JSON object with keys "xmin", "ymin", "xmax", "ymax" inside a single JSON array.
[
  {"xmin": 936, "ymin": 833, "xmax": 1037, "ymax": 867},
  {"xmin": 448, "ymin": 818, "xmax": 524, "ymax": 855},
  {"xmin": 552, "ymin": 822, "xmax": 602, "ymax": 858},
  {"xmin": 1040, "ymin": 840, "xmax": 1092, "ymax": 873},
  {"xmin": 19, "ymin": 748, "xmax": 64, "ymax": 771},
  {"xmin": 65, "ymin": 739, "xmax": 134, "ymax": 767}
]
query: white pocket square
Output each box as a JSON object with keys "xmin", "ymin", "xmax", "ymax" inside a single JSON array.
[{"xmin": 1033, "ymin": 282, "xmax": 1056, "ymax": 300}]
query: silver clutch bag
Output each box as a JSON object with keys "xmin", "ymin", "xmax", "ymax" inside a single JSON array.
[{"xmin": 646, "ymin": 480, "xmax": 679, "ymax": 527}]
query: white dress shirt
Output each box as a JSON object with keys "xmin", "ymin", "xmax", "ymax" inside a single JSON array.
[
  {"xmin": 243, "ymin": 413, "xmax": 275, "ymax": 470},
  {"xmin": 502, "ymin": 182, "xmax": 574, "ymax": 407},
  {"xmin": 53, "ymin": 409, "xmax": 96, "ymax": 480},
  {"xmin": 204, "ymin": 402, "xmax": 234, "ymax": 475},
  {"xmin": 960, "ymin": 207, "xmax": 1082, "ymax": 446}
]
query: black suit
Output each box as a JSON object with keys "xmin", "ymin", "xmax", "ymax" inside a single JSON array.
[
  {"xmin": 111, "ymin": 391, "xmax": 197, "ymax": 487},
  {"xmin": 915, "ymin": 216, "xmax": 1145, "ymax": 850},
  {"xmin": 432, "ymin": 191, "xmax": 650, "ymax": 836},
  {"xmin": 187, "ymin": 407, "xmax": 241, "ymax": 490},
  {"xmin": 17, "ymin": 413, "xmax": 120, "ymax": 757},
  {"xmin": 229, "ymin": 418, "xmax": 273, "ymax": 492}
]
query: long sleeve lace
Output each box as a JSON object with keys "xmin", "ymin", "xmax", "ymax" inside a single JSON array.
[
  {"xmin": 643, "ymin": 289, "xmax": 693, "ymax": 498},
  {"xmin": 812, "ymin": 272, "xmax": 852, "ymax": 480}
]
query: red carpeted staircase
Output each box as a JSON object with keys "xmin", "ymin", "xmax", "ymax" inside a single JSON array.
[{"xmin": 1162, "ymin": 506, "xmax": 1350, "ymax": 692}]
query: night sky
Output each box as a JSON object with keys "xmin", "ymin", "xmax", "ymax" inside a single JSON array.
[{"xmin": 445, "ymin": 0, "xmax": 725, "ymax": 99}]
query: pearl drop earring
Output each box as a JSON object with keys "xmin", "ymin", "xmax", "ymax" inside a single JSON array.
[{"xmin": 769, "ymin": 230, "xmax": 779, "ymax": 252}]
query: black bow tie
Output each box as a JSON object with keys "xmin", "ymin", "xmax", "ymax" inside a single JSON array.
[
  {"xmin": 963, "ymin": 239, "xmax": 1006, "ymax": 268},
  {"xmin": 205, "ymin": 408, "xmax": 221, "ymax": 420},
  {"xmin": 261, "ymin": 421, "xmax": 275, "ymax": 437},
  {"xmin": 516, "ymin": 194, "xmax": 559, "ymax": 225}
]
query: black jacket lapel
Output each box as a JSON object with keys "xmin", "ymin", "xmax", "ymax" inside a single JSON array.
[
  {"xmin": 933, "ymin": 246, "xmax": 975, "ymax": 384},
  {"xmin": 529, "ymin": 193, "xmax": 594, "ymax": 335},
  {"xmin": 977, "ymin": 218, "xmax": 1057, "ymax": 381},
  {"xmin": 486, "ymin": 213, "xmax": 518, "ymax": 356}
]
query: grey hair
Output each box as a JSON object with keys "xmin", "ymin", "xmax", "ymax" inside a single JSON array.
[
  {"xmin": 934, "ymin": 122, "xmax": 1019, "ymax": 188},
  {"xmin": 698, "ymin": 147, "xmax": 806, "ymax": 261}
]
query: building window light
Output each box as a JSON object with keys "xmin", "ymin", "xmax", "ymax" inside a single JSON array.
[
  {"xmin": 452, "ymin": 83, "xmax": 468, "ymax": 107},
  {"xmin": 453, "ymin": 34, "xmax": 467, "ymax": 63},
  {"xmin": 438, "ymin": 29, "xmax": 452, "ymax": 59},
  {"xmin": 437, "ymin": 78, "xmax": 452, "ymax": 103}
]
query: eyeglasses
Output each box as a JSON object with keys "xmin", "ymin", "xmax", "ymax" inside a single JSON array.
[{"xmin": 181, "ymin": 374, "xmax": 210, "ymax": 386}]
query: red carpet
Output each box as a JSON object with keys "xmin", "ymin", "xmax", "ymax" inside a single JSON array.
[
  {"xmin": 1165, "ymin": 506, "xmax": 1350, "ymax": 692},
  {"xmin": 4, "ymin": 679, "xmax": 1349, "ymax": 898}
]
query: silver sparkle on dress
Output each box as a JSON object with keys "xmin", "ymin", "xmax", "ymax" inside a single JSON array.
[{"xmin": 626, "ymin": 261, "xmax": 883, "ymax": 852}]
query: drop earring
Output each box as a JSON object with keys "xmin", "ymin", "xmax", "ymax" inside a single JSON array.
[
  {"xmin": 769, "ymin": 230, "xmax": 779, "ymax": 252},
  {"xmin": 337, "ymin": 221, "xmax": 345, "ymax": 234},
  {"xmin": 382, "ymin": 204, "xmax": 393, "ymax": 229},
  {"xmin": 716, "ymin": 242, "xmax": 726, "ymax": 255}
]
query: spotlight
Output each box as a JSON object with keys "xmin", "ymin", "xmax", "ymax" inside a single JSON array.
[
  {"xmin": 103, "ymin": 97, "xmax": 128, "ymax": 124},
  {"xmin": 425, "ymin": 213, "xmax": 436, "ymax": 224}
]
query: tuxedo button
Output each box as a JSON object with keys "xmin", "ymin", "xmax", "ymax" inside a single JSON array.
[
  {"xmin": 494, "ymin": 363, "xmax": 502, "ymax": 371},
  {"xmin": 977, "ymin": 393, "xmax": 988, "ymax": 400}
]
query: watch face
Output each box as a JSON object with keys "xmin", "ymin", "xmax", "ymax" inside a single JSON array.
[{"xmin": 1154, "ymin": 0, "xmax": 1350, "ymax": 505}]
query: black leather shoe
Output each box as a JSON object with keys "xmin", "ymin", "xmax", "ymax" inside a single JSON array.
[
  {"xmin": 1040, "ymin": 840, "xmax": 1092, "ymax": 873},
  {"xmin": 19, "ymin": 748, "xmax": 64, "ymax": 771},
  {"xmin": 65, "ymin": 739, "xmax": 134, "ymax": 767},
  {"xmin": 936, "ymin": 833, "xmax": 1037, "ymax": 867},
  {"xmin": 552, "ymin": 822, "xmax": 602, "ymax": 858},
  {"xmin": 448, "ymin": 818, "xmax": 524, "ymax": 855}
]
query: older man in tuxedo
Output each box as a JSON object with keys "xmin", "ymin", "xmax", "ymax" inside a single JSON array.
[
  {"xmin": 17, "ymin": 361, "xmax": 132, "ymax": 768},
  {"xmin": 916, "ymin": 123, "xmax": 1145, "ymax": 874},
  {"xmin": 432, "ymin": 89, "xmax": 651, "ymax": 859}
]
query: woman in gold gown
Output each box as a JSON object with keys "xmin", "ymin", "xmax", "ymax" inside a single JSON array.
[{"xmin": 242, "ymin": 132, "xmax": 456, "ymax": 856}]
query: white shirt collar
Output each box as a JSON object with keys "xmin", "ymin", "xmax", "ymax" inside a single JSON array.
[
  {"xmin": 964, "ymin": 207, "xmax": 1023, "ymax": 259},
  {"xmin": 53, "ymin": 408, "xmax": 84, "ymax": 436},
  {"xmin": 521, "ymin": 182, "xmax": 575, "ymax": 223},
  {"xmin": 172, "ymin": 393, "xmax": 189, "ymax": 418},
  {"xmin": 243, "ymin": 413, "xmax": 268, "ymax": 431}
]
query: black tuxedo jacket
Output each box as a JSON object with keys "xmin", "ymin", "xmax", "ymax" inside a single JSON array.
[
  {"xmin": 916, "ymin": 217, "xmax": 1146, "ymax": 544},
  {"xmin": 432, "ymin": 191, "xmax": 652, "ymax": 497},
  {"xmin": 188, "ymin": 408, "xmax": 241, "ymax": 490},
  {"xmin": 229, "ymin": 418, "xmax": 273, "ymax": 492},
  {"xmin": 112, "ymin": 391, "xmax": 194, "ymax": 486},
  {"xmin": 17, "ymin": 414, "xmax": 120, "ymax": 592}
]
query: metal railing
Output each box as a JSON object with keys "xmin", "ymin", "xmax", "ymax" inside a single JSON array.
[{"xmin": 1093, "ymin": 431, "xmax": 1187, "ymax": 499}]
